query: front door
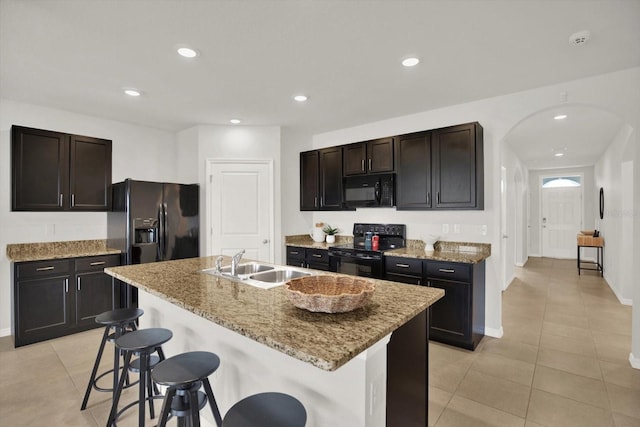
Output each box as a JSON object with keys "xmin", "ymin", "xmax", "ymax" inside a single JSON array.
[
  {"xmin": 542, "ymin": 185, "xmax": 582, "ymax": 259},
  {"xmin": 207, "ymin": 160, "xmax": 273, "ymax": 263}
]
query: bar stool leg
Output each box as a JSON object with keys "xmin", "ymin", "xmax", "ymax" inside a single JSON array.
[
  {"xmin": 107, "ymin": 350, "xmax": 132, "ymax": 427},
  {"xmin": 156, "ymin": 387, "xmax": 176, "ymax": 427},
  {"xmin": 189, "ymin": 386, "xmax": 200, "ymax": 427},
  {"xmin": 202, "ymin": 379, "xmax": 222, "ymax": 427},
  {"xmin": 138, "ymin": 352, "xmax": 148, "ymax": 426},
  {"xmin": 81, "ymin": 326, "xmax": 110, "ymax": 410}
]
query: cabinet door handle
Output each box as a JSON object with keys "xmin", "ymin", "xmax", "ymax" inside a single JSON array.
[
  {"xmin": 437, "ymin": 192, "xmax": 440, "ymax": 204},
  {"xmin": 290, "ymin": 251, "xmax": 299, "ymax": 255},
  {"xmin": 369, "ymin": 159, "xmax": 372, "ymax": 170},
  {"xmin": 312, "ymin": 254, "xmax": 322, "ymax": 258},
  {"xmin": 361, "ymin": 159, "xmax": 365, "ymax": 171},
  {"xmin": 65, "ymin": 279, "xmax": 69, "ymax": 293},
  {"xmin": 59, "ymin": 193, "xmax": 63, "ymax": 207},
  {"xmin": 320, "ymin": 196, "xmax": 323, "ymax": 206},
  {"xmin": 71, "ymin": 193, "xmax": 75, "ymax": 207},
  {"xmin": 396, "ymin": 263, "xmax": 410, "ymax": 268},
  {"xmin": 314, "ymin": 196, "xmax": 318, "ymax": 207},
  {"xmin": 427, "ymin": 192, "xmax": 430, "ymax": 205},
  {"xmin": 77, "ymin": 277, "xmax": 81, "ymax": 291},
  {"xmin": 439, "ymin": 268, "xmax": 455, "ymax": 273},
  {"xmin": 90, "ymin": 261, "xmax": 106, "ymax": 266},
  {"xmin": 36, "ymin": 266, "xmax": 55, "ymax": 271},
  {"xmin": 418, "ymin": 279, "xmax": 422, "ymax": 285}
]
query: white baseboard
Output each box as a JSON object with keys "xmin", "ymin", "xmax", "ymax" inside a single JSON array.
[
  {"xmin": 485, "ymin": 326, "xmax": 503, "ymax": 338},
  {"xmin": 0, "ymin": 328, "xmax": 11, "ymax": 338},
  {"xmin": 529, "ymin": 253, "xmax": 541, "ymax": 258},
  {"xmin": 630, "ymin": 353, "xmax": 640, "ymax": 370},
  {"xmin": 504, "ymin": 274, "xmax": 517, "ymax": 290},
  {"xmin": 603, "ymin": 278, "xmax": 633, "ymax": 306}
]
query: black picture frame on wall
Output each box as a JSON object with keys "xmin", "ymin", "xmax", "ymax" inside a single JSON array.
[{"xmin": 599, "ymin": 187, "xmax": 604, "ymax": 220}]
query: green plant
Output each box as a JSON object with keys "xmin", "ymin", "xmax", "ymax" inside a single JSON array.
[{"xmin": 322, "ymin": 224, "xmax": 339, "ymax": 235}]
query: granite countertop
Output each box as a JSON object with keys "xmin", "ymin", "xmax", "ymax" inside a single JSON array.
[
  {"xmin": 385, "ymin": 240, "xmax": 491, "ymax": 264},
  {"xmin": 285, "ymin": 234, "xmax": 353, "ymax": 249},
  {"xmin": 6, "ymin": 239, "xmax": 121, "ymax": 262},
  {"xmin": 105, "ymin": 256, "xmax": 443, "ymax": 372},
  {"xmin": 285, "ymin": 235, "xmax": 491, "ymax": 264}
]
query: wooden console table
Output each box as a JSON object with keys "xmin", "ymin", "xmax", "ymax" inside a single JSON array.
[{"xmin": 577, "ymin": 234, "xmax": 604, "ymax": 276}]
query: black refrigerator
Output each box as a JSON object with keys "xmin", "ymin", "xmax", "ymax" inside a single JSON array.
[{"xmin": 107, "ymin": 179, "xmax": 200, "ymax": 307}]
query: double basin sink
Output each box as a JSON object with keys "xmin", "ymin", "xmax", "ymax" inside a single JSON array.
[{"xmin": 202, "ymin": 262, "xmax": 314, "ymax": 289}]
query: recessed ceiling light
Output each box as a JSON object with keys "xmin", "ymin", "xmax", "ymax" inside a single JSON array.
[
  {"xmin": 554, "ymin": 152, "xmax": 564, "ymax": 157},
  {"xmin": 124, "ymin": 89, "xmax": 141, "ymax": 97},
  {"xmin": 293, "ymin": 95, "xmax": 308, "ymax": 102},
  {"xmin": 177, "ymin": 47, "xmax": 198, "ymax": 58},
  {"xmin": 401, "ymin": 57, "xmax": 420, "ymax": 67},
  {"xmin": 554, "ymin": 114, "xmax": 567, "ymax": 120},
  {"xmin": 229, "ymin": 119, "xmax": 241, "ymax": 124}
]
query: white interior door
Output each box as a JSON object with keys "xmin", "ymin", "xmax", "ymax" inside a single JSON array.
[
  {"xmin": 542, "ymin": 186, "xmax": 582, "ymax": 259},
  {"xmin": 207, "ymin": 160, "xmax": 273, "ymax": 263}
]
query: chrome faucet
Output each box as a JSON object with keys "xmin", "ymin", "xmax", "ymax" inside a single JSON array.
[
  {"xmin": 215, "ymin": 256, "xmax": 224, "ymax": 274},
  {"xmin": 230, "ymin": 249, "xmax": 245, "ymax": 276}
]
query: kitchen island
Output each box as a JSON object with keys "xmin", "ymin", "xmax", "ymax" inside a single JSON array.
[{"xmin": 105, "ymin": 256, "xmax": 444, "ymax": 427}]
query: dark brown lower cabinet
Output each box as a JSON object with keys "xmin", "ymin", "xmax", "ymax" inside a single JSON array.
[
  {"xmin": 285, "ymin": 245, "xmax": 330, "ymax": 271},
  {"xmin": 426, "ymin": 260, "xmax": 485, "ymax": 350},
  {"xmin": 14, "ymin": 254, "xmax": 121, "ymax": 347},
  {"xmin": 387, "ymin": 309, "xmax": 428, "ymax": 427}
]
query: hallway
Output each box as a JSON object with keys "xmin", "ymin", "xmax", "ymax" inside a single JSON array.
[{"xmin": 429, "ymin": 257, "xmax": 639, "ymax": 426}]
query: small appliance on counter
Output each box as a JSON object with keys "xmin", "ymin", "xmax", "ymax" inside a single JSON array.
[{"xmin": 328, "ymin": 223, "xmax": 406, "ymax": 278}]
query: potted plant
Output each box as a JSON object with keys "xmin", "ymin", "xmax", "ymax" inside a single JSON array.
[{"xmin": 322, "ymin": 224, "xmax": 340, "ymax": 243}]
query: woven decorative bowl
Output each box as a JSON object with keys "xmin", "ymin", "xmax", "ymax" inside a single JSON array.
[{"xmin": 284, "ymin": 275, "xmax": 375, "ymax": 313}]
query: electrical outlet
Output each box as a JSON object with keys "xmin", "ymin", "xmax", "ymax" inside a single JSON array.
[
  {"xmin": 442, "ymin": 224, "xmax": 449, "ymax": 234},
  {"xmin": 481, "ymin": 225, "xmax": 487, "ymax": 236},
  {"xmin": 453, "ymin": 224, "xmax": 460, "ymax": 233}
]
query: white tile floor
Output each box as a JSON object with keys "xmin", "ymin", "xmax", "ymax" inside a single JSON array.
[
  {"xmin": 429, "ymin": 258, "xmax": 640, "ymax": 427},
  {"xmin": 0, "ymin": 257, "xmax": 638, "ymax": 426}
]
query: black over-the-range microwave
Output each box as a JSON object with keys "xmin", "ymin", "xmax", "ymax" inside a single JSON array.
[{"xmin": 343, "ymin": 173, "xmax": 395, "ymax": 208}]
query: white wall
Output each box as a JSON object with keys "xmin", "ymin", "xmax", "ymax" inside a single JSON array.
[
  {"xmin": 280, "ymin": 67, "xmax": 640, "ymax": 341},
  {"xmin": 595, "ymin": 125, "xmax": 635, "ymax": 305},
  {"xmin": 528, "ymin": 166, "xmax": 596, "ymax": 257},
  {"xmin": 177, "ymin": 125, "xmax": 283, "ymax": 263},
  {"xmin": 0, "ymin": 99, "xmax": 178, "ymax": 336},
  {"xmin": 501, "ymin": 143, "xmax": 528, "ymax": 289}
]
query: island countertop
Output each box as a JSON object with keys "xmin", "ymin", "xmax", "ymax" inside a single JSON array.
[{"xmin": 105, "ymin": 256, "xmax": 443, "ymax": 371}]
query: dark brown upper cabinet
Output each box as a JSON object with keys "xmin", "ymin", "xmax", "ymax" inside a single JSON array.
[
  {"xmin": 12, "ymin": 125, "xmax": 112, "ymax": 211},
  {"xmin": 396, "ymin": 122, "xmax": 483, "ymax": 210},
  {"xmin": 432, "ymin": 122, "xmax": 483, "ymax": 210},
  {"xmin": 300, "ymin": 147, "xmax": 346, "ymax": 211},
  {"xmin": 343, "ymin": 137, "xmax": 394, "ymax": 176},
  {"xmin": 395, "ymin": 131, "xmax": 432, "ymax": 209}
]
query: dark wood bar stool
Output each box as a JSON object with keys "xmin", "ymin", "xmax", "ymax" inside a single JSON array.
[
  {"xmin": 222, "ymin": 392, "xmax": 307, "ymax": 427},
  {"xmin": 81, "ymin": 307, "xmax": 144, "ymax": 410},
  {"xmin": 151, "ymin": 351, "xmax": 223, "ymax": 427},
  {"xmin": 107, "ymin": 328, "xmax": 173, "ymax": 427}
]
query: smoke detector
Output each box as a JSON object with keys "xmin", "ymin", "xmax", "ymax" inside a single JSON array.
[{"xmin": 569, "ymin": 30, "xmax": 591, "ymax": 46}]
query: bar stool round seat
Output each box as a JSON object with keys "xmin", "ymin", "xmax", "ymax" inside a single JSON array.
[
  {"xmin": 151, "ymin": 351, "xmax": 223, "ymax": 427},
  {"xmin": 223, "ymin": 392, "xmax": 307, "ymax": 427},
  {"xmin": 81, "ymin": 307, "xmax": 144, "ymax": 410},
  {"xmin": 108, "ymin": 328, "xmax": 173, "ymax": 427}
]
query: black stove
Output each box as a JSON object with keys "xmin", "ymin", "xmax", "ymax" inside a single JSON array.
[{"xmin": 328, "ymin": 223, "xmax": 406, "ymax": 278}]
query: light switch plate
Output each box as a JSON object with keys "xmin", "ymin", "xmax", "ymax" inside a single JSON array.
[{"xmin": 442, "ymin": 224, "xmax": 449, "ymax": 234}]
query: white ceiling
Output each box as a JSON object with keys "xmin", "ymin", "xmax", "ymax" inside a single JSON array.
[{"xmin": 1, "ymin": 0, "xmax": 639, "ymax": 167}]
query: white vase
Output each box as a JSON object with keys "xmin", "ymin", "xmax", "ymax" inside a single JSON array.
[{"xmin": 326, "ymin": 234, "xmax": 336, "ymax": 244}]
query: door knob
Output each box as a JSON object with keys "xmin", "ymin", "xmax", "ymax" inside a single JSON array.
[{"xmin": 262, "ymin": 239, "xmax": 270, "ymax": 244}]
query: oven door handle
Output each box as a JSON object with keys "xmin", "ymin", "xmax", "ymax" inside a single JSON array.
[{"xmin": 329, "ymin": 252, "xmax": 380, "ymax": 261}]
